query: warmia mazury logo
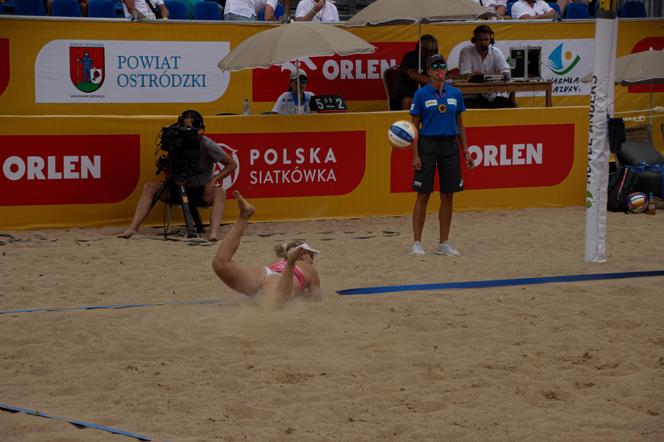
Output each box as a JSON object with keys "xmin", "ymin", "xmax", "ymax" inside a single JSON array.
[
  {"xmin": 546, "ymin": 43, "xmax": 581, "ymax": 76},
  {"xmin": 69, "ymin": 46, "xmax": 105, "ymax": 93}
]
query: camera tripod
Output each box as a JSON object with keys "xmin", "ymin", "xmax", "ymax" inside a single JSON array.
[{"xmin": 151, "ymin": 178, "xmax": 204, "ymax": 238}]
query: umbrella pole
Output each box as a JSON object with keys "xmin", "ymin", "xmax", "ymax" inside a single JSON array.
[
  {"xmin": 296, "ymin": 58, "xmax": 302, "ymax": 114},
  {"xmin": 417, "ymin": 21, "xmax": 422, "ymax": 77},
  {"xmin": 649, "ymin": 81, "xmax": 653, "ymax": 132}
]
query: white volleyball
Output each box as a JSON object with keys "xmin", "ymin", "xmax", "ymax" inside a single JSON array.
[{"xmin": 388, "ymin": 120, "xmax": 417, "ymax": 149}]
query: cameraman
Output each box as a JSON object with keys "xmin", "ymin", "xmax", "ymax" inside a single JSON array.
[{"xmin": 119, "ymin": 110, "xmax": 237, "ymax": 241}]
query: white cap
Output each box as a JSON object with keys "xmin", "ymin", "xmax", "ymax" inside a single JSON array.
[
  {"xmin": 295, "ymin": 242, "xmax": 319, "ymax": 255},
  {"xmin": 289, "ymin": 68, "xmax": 308, "ymax": 80}
]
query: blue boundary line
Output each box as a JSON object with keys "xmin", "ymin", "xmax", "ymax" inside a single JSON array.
[
  {"xmin": 0, "ymin": 299, "xmax": 229, "ymax": 316},
  {"xmin": 337, "ymin": 270, "xmax": 664, "ymax": 296},
  {"xmin": 0, "ymin": 403, "xmax": 156, "ymax": 441}
]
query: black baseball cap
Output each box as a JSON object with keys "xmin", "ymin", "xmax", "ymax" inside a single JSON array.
[{"xmin": 427, "ymin": 54, "xmax": 447, "ymax": 69}]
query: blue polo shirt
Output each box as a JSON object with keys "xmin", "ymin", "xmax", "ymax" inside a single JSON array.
[{"xmin": 409, "ymin": 83, "xmax": 465, "ymax": 137}]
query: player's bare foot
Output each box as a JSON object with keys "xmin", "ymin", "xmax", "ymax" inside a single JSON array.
[
  {"xmin": 207, "ymin": 232, "xmax": 219, "ymax": 242},
  {"xmin": 118, "ymin": 228, "xmax": 138, "ymax": 239},
  {"xmin": 234, "ymin": 191, "xmax": 255, "ymax": 219}
]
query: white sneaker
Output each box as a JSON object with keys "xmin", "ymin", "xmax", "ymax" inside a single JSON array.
[
  {"xmin": 410, "ymin": 241, "xmax": 425, "ymax": 256},
  {"xmin": 436, "ymin": 240, "xmax": 461, "ymax": 257}
]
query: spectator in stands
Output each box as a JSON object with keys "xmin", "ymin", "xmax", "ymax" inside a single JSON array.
[
  {"xmin": 295, "ymin": 0, "xmax": 339, "ymax": 21},
  {"xmin": 122, "ymin": 0, "xmax": 169, "ymax": 19},
  {"xmin": 224, "ymin": 0, "xmax": 278, "ymax": 20},
  {"xmin": 458, "ymin": 24, "xmax": 514, "ymax": 108},
  {"xmin": 511, "ymin": 0, "xmax": 556, "ymax": 19},
  {"xmin": 472, "ymin": 0, "xmax": 507, "ymax": 19},
  {"xmin": 394, "ymin": 34, "xmax": 439, "ymax": 111},
  {"xmin": 272, "ymin": 69, "xmax": 316, "ymax": 114}
]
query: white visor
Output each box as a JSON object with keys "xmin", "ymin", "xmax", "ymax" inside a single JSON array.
[{"xmin": 295, "ymin": 242, "xmax": 319, "ymax": 255}]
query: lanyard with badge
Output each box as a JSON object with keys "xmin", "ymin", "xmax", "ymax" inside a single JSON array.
[
  {"xmin": 290, "ymin": 90, "xmax": 307, "ymax": 113},
  {"xmin": 434, "ymin": 86, "xmax": 447, "ymax": 114}
]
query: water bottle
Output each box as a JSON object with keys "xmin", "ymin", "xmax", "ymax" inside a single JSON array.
[
  {"xmin": 647, "ymin": 192, "xmax": 656, "ymax": 215},
  {"xmin": 242, "ymin": 98, "xmax": 250, "ymax": 115}
]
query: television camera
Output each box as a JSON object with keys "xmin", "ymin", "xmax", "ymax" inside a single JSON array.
[
  {"xmin": 154, "ymin": 124, "xmax": 201, "ymax": 182},
  {"xmin": 151, "ymin": 123, "xmax": 205, "ymax": 238}
]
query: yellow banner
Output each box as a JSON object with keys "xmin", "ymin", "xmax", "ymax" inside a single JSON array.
[
  {"xmin": 0, "ymin": 18, "xmax": 662, "ymax": 116},
  {"xmin": 0, "ymin": 107, "xmax": 589, "ymax": 229}
]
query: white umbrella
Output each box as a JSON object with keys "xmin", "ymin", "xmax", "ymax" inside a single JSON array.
[
  {"xmin": 218, "ymin": 21, "xmax": 376, "ymax": 71},
  {"xmin": 582, "ymin": 49, "xmax": 664, "ymax": 84},
  {"xmin": 344, "ymin": 0, "xmax": 487, "ymax": 72},
  {"xmin": 615, "ymin": 49, "xmax": 664, "ymax": 128},
  {"xmin": 344, "ymin": 0, "xmax": 488, "ymax": 26},
  {"xmin": 582, "ymin": 49, "xmax": 664, "ymax": 127},
  {"xmin": 613, "ymin": 48, "xmax": 664, "ymax": 85},
  {"xmin": 218, "ymin": 21, "xmax": 376, "ymax": 113}
]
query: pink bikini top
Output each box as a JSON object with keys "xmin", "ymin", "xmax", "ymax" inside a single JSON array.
[{"xmin": 266, "ymin": 259, "xmax": 306, "ymax": 290}]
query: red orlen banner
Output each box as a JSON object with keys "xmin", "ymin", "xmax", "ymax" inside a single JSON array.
[
  {"xmin": 0, "ymin": 135, "xmax": 140, "ymax": 206},
  {"xmin": 628, "ymin": 37, "xmax": 664, "ymax": 94},
  {"xmin": 0, "ymin": 38, "xmax": 9, "ymax": 96},
  {"xmin": 208, "ymin": 131, "xmax": 366, "ymax": 198},
  {"xmin": 252, "ymin": 42, "xmax": 412, "ymax": 102},
  {"xmin": 390, "ymin": 124, "xmax": 575, "ymax": 193}
]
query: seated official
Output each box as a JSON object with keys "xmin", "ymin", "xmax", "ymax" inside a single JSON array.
[
  {"xmin": 458, "ymin": 25, "xmax": 515, "ymax": 109},
  {"xmin": 272, "ymin": 69, "xmax": 316, "ymax": 114},
  {"xmin": 394, "ymin": 34, "xmax": 439, "ymax": 111},
  {"xmin": 119, "ymin": 110, "xmax": 237, "ymax": 241}
]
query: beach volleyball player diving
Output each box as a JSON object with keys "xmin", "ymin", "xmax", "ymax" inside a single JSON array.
[{"xmin": 212, "ymin": 192, "xmax": 322, "ymax": 310}]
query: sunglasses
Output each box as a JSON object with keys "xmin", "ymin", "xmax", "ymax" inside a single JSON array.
[
  {"xmin": 293, "ymin": 77, "xmax": 307, "ymax": 84},
  {"xmin": 431, "ymin": 63, "xmax": 447, "ymax": 70}
]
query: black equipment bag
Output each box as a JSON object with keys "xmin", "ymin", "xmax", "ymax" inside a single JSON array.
[{"xmin": 607, "ymin": 166, "xmax": 640, "ymax": 212}]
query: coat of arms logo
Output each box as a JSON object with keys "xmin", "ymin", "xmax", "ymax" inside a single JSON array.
[{"xmin": 70, "ymin": 46, "xmax": 105, "ymax": 92}]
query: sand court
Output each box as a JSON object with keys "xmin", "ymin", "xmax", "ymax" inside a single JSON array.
[{"xmin": 1, "ymin": 207, "xmax": 663, "ymax": 441}]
